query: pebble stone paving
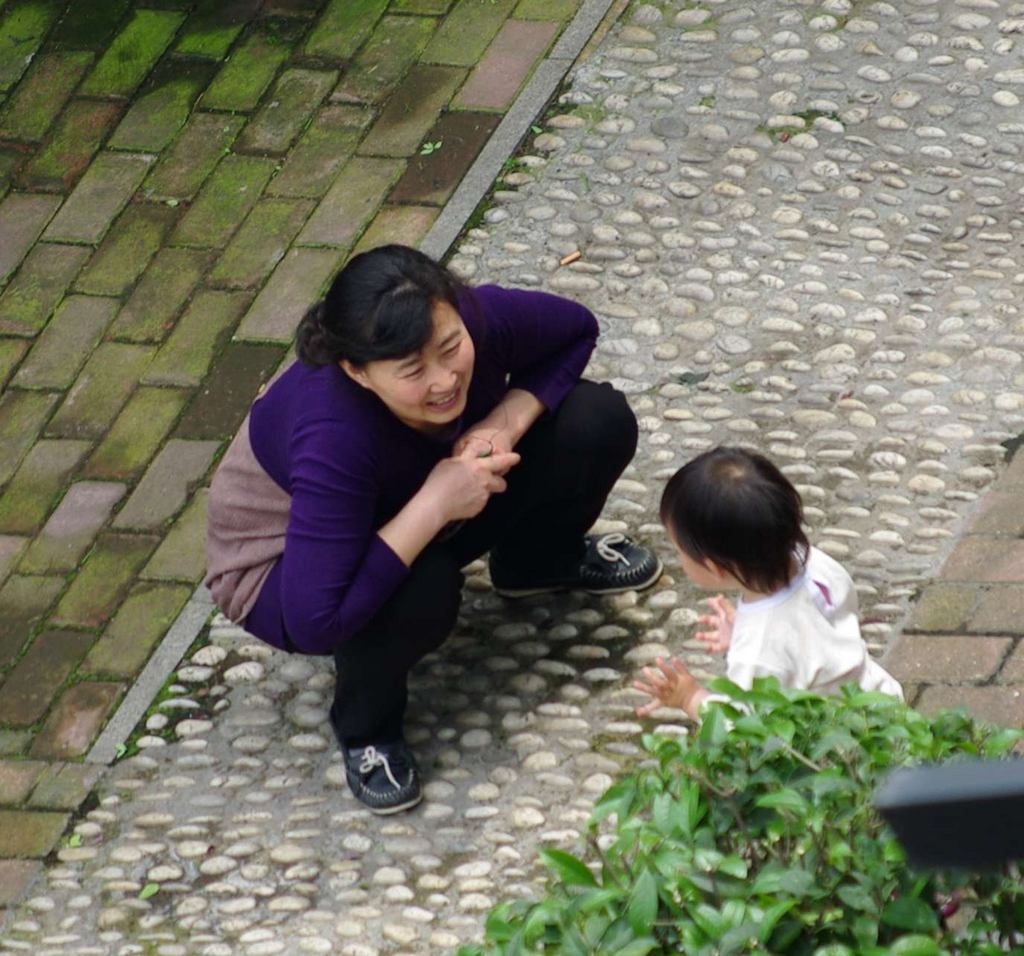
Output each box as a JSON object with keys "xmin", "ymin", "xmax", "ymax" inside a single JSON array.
[{"xmin": 4, "ymin": 0, "xmax": 1024, "ymax": 952}]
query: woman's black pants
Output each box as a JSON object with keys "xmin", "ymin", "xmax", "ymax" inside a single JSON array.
[{"xmin": 331, "ymin": 380, "xmax": 638, "ymax": 746}]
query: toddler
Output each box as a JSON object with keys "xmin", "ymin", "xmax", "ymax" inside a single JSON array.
[{"xmin": 634, "ymin": 446, "xmax": 903, "ymax": 720}]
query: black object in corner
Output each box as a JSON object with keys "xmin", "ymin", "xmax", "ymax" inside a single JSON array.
[{"xmin": 873, "ymin": 758, "xmax": 1024, "ymax": 869}]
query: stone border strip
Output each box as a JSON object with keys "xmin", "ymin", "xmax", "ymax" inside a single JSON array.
[
  {"xmin": 81, "ymin": 0, "xmax": 618, "ymax": 771},
  {"xmin": 86, "ymin": 584, "xmax": 214, "ymax": 765}
]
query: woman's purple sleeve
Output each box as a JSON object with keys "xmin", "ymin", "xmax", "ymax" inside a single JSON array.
[
  {"xmin": 474, "ymin": 285, "xmax": 599, "ymax": 411},
  {"xmin": 276, "ymin": 416, "xmax": 409, "ymax": 654}
]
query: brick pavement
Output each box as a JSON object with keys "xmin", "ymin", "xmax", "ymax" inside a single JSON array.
[
  {"xmin": 0, "ymin": 0, "xmax": 589, "ymax": 909},
  {"xmin": 886, "ymin": 451, "xmax": 1024, "ymax": 728}
]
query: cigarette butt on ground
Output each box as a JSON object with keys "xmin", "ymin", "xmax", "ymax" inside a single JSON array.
[{"xmin": 559, "ymin": 250, "xmax": 582, "ymax": 267}]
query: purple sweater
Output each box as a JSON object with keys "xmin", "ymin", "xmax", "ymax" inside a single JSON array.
[{"xmin": 245, "ymin": 284, "xmax": 598, "ymax": 654}]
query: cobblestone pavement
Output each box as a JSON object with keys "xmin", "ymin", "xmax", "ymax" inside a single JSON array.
[{"xmin": 4, "ymin": 0, "xmax": 1024, "ymax": 951}]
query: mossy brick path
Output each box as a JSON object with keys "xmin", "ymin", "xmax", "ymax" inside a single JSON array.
[
  {"xmin": 886, "ymin": 452, "xmax": 1024, "ymax": 728},
  {"xmin": 0, "ymin": 0, "xmax": 595, "ymax": 909}
]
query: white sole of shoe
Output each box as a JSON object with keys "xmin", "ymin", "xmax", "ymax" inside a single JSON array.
[
  {"xmin": 494, "ymin": 559, "xmax": 664, "ymax": 598},
  {"xmin": 366, "ymin": 791, "xmax": 424, "ymax": 815}
]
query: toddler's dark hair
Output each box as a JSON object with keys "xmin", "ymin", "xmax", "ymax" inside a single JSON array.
[
  {"xmin": 295, "ymin": 244, "xmax": 467, "ymax": 367},
  {"xmin": 660, "ymin": 446, "xmax": 809, "ymax": 594}
]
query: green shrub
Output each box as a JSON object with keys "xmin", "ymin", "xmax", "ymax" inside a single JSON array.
[{"xmin": 458, "ymin": 679, "xmax": 1024, "ymax": 956}]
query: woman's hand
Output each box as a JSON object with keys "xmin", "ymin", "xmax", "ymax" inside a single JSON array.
[
  {"xmin": 453, "ymin": 389, "xmax": 545, "ymax": 458},
  {"xmin": 423, "ymin": 445, "xmax": 520, "ymax": 523},
  {"xmin": 452, "ymin": 426, "xmax": 511, "ymax": 459},
  {"xmin": 633, "ymin": 656, "xmax": 709, "ymax": 720},
  {"xmin": 696, "ymin": 594, "xmax": 735, "ymax": 655}
]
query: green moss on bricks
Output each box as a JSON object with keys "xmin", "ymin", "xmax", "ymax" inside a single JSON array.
[
  {"xmin": 209, "ymin": 198, "xmax": 314, "ymax": 290},
  {"xmin": 304, "ymin": 0, "xmax": 388, "ymax": 60},
  {"xmin": 0, "ymin": 0, "xmax": 63, "ymax": 90},
  {"xmin": 335, "ymin": 15, "xmax": 437, "ymax": 103},
  {"xmin": 391, "ymin": 0, "xmax": 454, "ymax": 11},
  {"xmin": 0, "ymin": 391, "xmax": 59, "ymax": 487},
  {"xmin": 83, "ymin": 387, "xmax": 190, "ymax": 479},
  {"xmin": 108, "ymin": 247, "xmax": 212, "ymax": 343},
  {"xmin": 81, "ymin": 582, "xmax": 191, "ymax": 678},
  {"xmin": 46, "ymin": 343, "xmax": 156, "ymax": 440},
  {"xmin": 80, "ymin": 9, "xmax": 186, "ymax": 97},
  {"xmin": 266, "ymin": 107, "xmax": 365, "ymax": 199},
  {"xmin": 422, "ymin": 0, "xmax": 517, "ymax": 67},
  {"xmin": 74, "ymin": 203, "xmax": 176, "ymax": 298},
  {"xmin": 0, "ymin": 440, "xmax": 91, "ymax": 534},
  {"xmin": 0, "ymin": 244, "xmax": 91, "ymax": 337},
  {"xmin": 51, "ymin": 533, "xmax": 159, "ymax": 629},
  {"xmin": 143, "ymin": 113, "xmax": 245, "ymax": 202},
  {"xmin": 175, "ymin": 0, "xmax": 248, "ymax": 59},
  {"xmin": 142, "ymin": 290, "xmax": 249, "ymax": 387},
  {"xmin": 515, "ymin": 0, "xmax": 579, "ymax": 19},
  {"xmin": 49, "ymin": 0, "xmax": 131, "ymax": 50},
  {"xmin": 0, "ymin": 339, "xmax": 28, "ymax": 390},
  {"xmin": 109, "ymin": 60, "xmax": 216, "ymax": 152},
  {"xmin": 170, "ymin": 155, "xmax": 276, "ymax": 248},
  {"xmin": 201, "ymin": 26, "xmax": 292, "ymax": 111},
  {"xmin": 0, "ymin": 51, "xmax": 93, "ymax": 142},
  {"xmin": 17, "ymin": 99, "xmax": 122, "ymax": 192}
]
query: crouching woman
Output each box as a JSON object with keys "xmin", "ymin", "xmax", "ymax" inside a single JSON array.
[{"xmin": 205, "ymin": 245, "xmax": 661, "ymax": 814}]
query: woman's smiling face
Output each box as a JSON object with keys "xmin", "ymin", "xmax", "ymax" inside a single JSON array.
[{"xmin": 341, "ymin": 299, "xmax": 475, "ymax": 434}]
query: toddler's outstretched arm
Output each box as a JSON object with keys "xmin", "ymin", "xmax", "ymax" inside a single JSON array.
[
  {"xmin": 633, "ymin": 656, "xmax": 710, "ymax": 721},
  {"xmin": 696, "ymin": 594, "xmax": 735, "ymax": 654}
]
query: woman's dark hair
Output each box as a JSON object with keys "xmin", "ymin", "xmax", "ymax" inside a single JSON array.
[
  {"xmin": 660, "ymin": 446, "xmax": 809, "ymax": 594},
  {"xmin": 295, "ymin": 244, "xmax": 467, "ymax": 367}
]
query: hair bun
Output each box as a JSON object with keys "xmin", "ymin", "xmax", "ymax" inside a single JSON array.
[{"xmin": 295, "ymin": 301, "xmax": 334, "ymax": 366}]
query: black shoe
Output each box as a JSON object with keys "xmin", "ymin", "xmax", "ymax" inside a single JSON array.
[
  {"xmin": 491, "ymin": 532, "xmax": 663, "ymax": 598},
  {"xmin": 341, "ymin": 739, "xmax": 422, "ymax": 815}
]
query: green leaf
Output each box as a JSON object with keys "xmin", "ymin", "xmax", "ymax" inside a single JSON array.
[
  {"xmin": 484, "ymin": 906, "xmax": 516, "ymax": 942},
  {"xmin": 626, "ymin": 869, "xmax": 658, "ymax": 935},
  {"xmin": 583, "ymin": 912, "xmax": 612, "ymax": 946},
  {"xmin": 881, "ymin": 896, "xmax": 939, "ymax": 933},
  {"xmin": 139, "ymin": 883, "xmax": 159, "ymax": 900},
  {"xmin": 593, "ymin": 779, "xmax": 636, "ymax": 822},
  {"xmin": 700, "ymin": 702, "xmax": 729, "ymax": 745},
  {"xmin": 652, "ymin": 791, "xmax": 674, "ymax": 835},
  {"xmin": 67, "ymin": 833, "xmax": 82, "ymax": 848},
  {"xmin": 717, "ymin": 855, "xmax": 748, "ymax": 880},
  {"xmin": 521, "ymin": 902, "xmax": 558, "ymax": 945},
  {"xmin": 721, "ymin": 922, "xmax": 761, "ymax": 952},
  {"xmin": 613, "ymin": 939, "xmax": 660, "ymax": 956},
  {"xmin": 887, "ymin": 933, "xmax": 941, "ymax": 956},
  {"xmin": 757, "ymin": 899, "xmax": 798, "ymax": 943},
  {"xmin": 577, "ymin": 887, "xmax": 625, "ymax": 915},
  {"xmin": 982, "ymin": 728, "xmax": 1024, "ymax": 757},
  {"xmin": 693, "ymin": 902, "xmax": 732, "ymax": 939},
  {"xmin": 837, "ymin": 884, "xmax": 875, "ymax": 911},
  {"xmin": 755, "ymin": 788, "xmax": 809, "ymax": 815},
  {"xmin": 540, "ymin": 848, "xmax": 598, "ymax": 887},
  {"xmin": 560, "ymin": 925, "xmax": 591, "ymax": 956},
  {"xmin": 752, "ymin": 866, "xmax": 816, "ymax": 897}
]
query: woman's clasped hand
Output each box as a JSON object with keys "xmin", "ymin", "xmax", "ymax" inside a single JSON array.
[{"xmin": 423, "ymin": 444, "xmax": 521, "ymax": 522}]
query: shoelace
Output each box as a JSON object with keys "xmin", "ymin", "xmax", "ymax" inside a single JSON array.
[
  {"xmin": 358, "ymin": 745, "xmax": 403, "ymax": 790},
  {"xmin": 595, "ymin": 532, "xmax": 632, "ymax": 566}
]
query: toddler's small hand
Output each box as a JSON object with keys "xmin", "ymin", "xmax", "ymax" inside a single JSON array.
[
  {"xmin": 633, "ymin": 656, "xmax": 702, "ymax": 717},
  {"xmin": 696, "ymin": 593, "xmax": 735, "ymax": 655}
]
